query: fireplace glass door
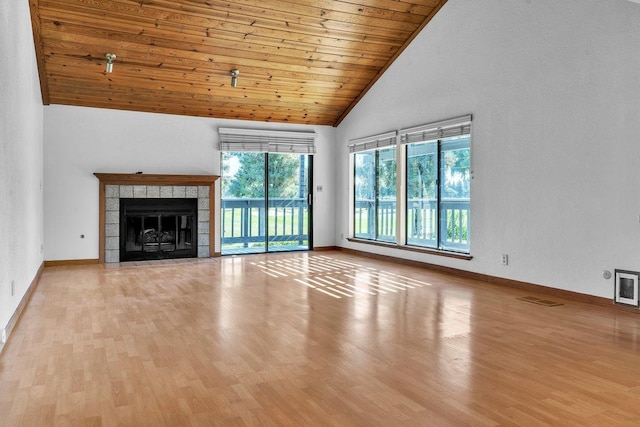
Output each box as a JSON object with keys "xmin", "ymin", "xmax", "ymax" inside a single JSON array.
[{"xmin": 120, "ymin": 198, "xmax": 198, "ymax": 261}]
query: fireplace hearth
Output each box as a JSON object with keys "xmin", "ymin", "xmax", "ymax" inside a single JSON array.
[{"xmin": 120, "ymin": 198, "xmax": 198, "ymax": 261}]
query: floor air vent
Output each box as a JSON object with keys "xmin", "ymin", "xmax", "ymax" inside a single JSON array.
[{"xmin": 517, "ymin": 296, "xmax": 563, "ymax": 307}]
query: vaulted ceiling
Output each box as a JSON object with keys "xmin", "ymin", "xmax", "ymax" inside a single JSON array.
[{"xmin": 29, "ymin": 0, "xmax": 447, "ymax": 126}]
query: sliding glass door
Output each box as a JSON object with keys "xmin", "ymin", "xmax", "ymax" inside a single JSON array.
[
  {"xmin": 221, "ymin": 152, "xmax": 312, "ymax": 255},
  {"xmin": 267, "ymin": 153, "xmax": 311, "ymax": 252},
  {"xmin": 221, "ymin": 152, "xmax": 267, "ymax": 254}
]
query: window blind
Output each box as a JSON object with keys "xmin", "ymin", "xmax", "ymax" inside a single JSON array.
[
  {"xmin": 400, "ymin": 115, "xmax": 472, "ymax": 145},
  {"xmin": 348, "ymin": 131, "xmax": 397, "ymax": 153},
  {"xmin": 218, "ymin": 128, "xmax": 317, "ymax": 154}
]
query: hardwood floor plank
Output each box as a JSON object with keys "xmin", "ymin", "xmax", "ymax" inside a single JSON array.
[{"xmin": 2, "ymin": 251, "xmax": 640, "ymax": 425}]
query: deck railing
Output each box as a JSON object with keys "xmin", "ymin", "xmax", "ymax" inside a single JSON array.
[
  {"xmin": 221, "ymin": 198, "xmax": 308, "ymax": 247},
  {"xmin": 222, "ymin": 197, "xmax": 469, "ymax": 251},
  {"xmin": 354, "ymin": 198, "xmax": 470, "ymax": 251}
]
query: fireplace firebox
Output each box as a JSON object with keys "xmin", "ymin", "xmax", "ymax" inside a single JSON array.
[{"xmin": 120, "ymin": 198, "xmax": 198, "ymax": 261}]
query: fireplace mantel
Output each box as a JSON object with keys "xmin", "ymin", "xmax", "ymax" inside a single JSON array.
[
  {"xmin": 95, "ymin": 173, "xmax": 220, "ymax": 263},
  {"xmin": 94, "ymin": 173, "xmax": 219, "ymax": 186}
]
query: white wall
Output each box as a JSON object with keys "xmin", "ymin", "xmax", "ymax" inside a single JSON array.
[
  {"xmin": 336, "ymin": 0, "xmax": 640, "ymax": 298},
  {"xmin": 43, "ymin": 105, "xmax": 336, "ymax": 260},
  {"xmin": 0, "ymin": 1, "xmax": 44, "ymax": 330},
  {"xmin": 310, "ymin": 126, "xmax": 337, "ymax": 247}
]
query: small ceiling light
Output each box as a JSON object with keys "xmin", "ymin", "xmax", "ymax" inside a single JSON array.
[
  {"xmin": 230, "ymin": 69, "xmax": 239, "ymax": 87},
  {"xmin": 104, "ymin": 53, "xmax": 116, "ymax": 73}
]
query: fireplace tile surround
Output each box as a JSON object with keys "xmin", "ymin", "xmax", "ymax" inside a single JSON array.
[
  {"xmin": 95, "ymin": 174, "xmax": 219, "ymax": 263},
  {"xmin": 105, "ymin": 185, "xmax": 209, "ymax": 263}
]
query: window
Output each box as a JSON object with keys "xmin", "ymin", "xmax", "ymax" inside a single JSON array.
[
  {"xmin": 406, "ymin": 141, "xmax": 438, "ymax": 247},
  {"xmin": 402, "ymin": 116, "xmax": 471, "ymax": 253},
  {"xmin": 351, "ymin": 132, "xmax": 397, "ymax": 243},
  {"xmin": 350, "ymin": 116, "xmax": 472, "ymax": 255},
  {"xmin": 406, "ymin": 135, "xmax": 470, "ymax": 252}
]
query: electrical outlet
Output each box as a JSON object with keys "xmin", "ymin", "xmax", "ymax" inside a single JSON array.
[
  {"xmin": 502, "ymin": 254, "xmax": 509, "ymax": 266},
  {"xmin": 11, "ymin": 280, "xmax": 15, "ymax": 296},
  {"xmin": 341, "ymin": 233, "xmax": 344, "ymax": 240}
]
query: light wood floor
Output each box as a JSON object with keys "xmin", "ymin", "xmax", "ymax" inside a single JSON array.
[{"xmin": 2, "ymin": 251, "xmax": 640, "ymax": 426}]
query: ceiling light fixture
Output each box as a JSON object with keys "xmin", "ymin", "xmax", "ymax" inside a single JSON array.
[
  {"xmin": 230, "ymin": 69, "xmax": 239, "ymax": 87},
  {"xmin": 104, "ymin": 53, "xmax": 116, "ymax": 73}
]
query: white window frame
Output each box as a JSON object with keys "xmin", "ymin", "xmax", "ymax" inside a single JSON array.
[
  {"xmin": 348, "ymin": 131, "xmax": 398, "ymax": 243},
  {"xmin": 348, "ymin": 115, "xmax": 472, "ymax": 257}
]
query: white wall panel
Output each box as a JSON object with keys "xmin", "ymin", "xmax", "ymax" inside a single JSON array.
[
  {"xmin": 43, "ymin": 105, "xmax": 336, "ymax": 260},
  {"xmin": 336, "ymin": 0, "xmax": 640, "ymax": 298},
  {"xmin": 0, "ymin": 1, "xmax": 44, "ymax": 329}
]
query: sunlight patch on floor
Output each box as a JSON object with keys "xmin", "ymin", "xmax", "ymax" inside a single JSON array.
[{"xmin": 251, "ymin": 255, "xmax": 432, "ymax": 298}]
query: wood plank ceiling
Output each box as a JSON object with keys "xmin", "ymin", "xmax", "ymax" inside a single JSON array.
[{"xmin": 29, "ymin": 0, "xmax": 447, "ymax": 126}]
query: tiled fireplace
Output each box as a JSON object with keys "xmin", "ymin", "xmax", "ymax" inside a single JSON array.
[{"xmin": 94, "ymin": 174, "xmax": 219, "ymax": 263}]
